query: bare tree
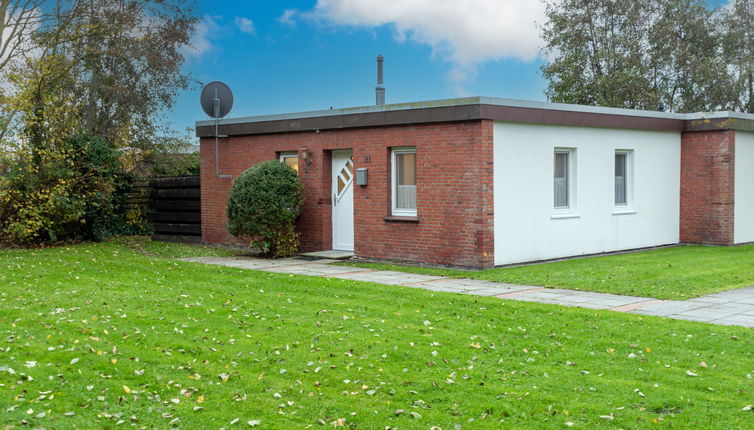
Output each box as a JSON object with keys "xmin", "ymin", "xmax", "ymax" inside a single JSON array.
[{"xmin": 0, "ymin": 0, "xmax": 48, "ymax": 71}]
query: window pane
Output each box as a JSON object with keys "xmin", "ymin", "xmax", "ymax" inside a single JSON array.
[
  {"xmin": 554, "ymin": 152, "xmax": 569, "ymax": 208},
  {"xmin": 396, "ymin": 185, "xmax": 416, "ymax": 209},
  {"xmin": 397, "ymin": 153, "xmax": 416, "ymax": 186},
  {"xmin": 615, "ymin": 153, "xmax": 626, "ymax": 177},
  {"xmin": 394, "ymin": 150, "xmax": 417, "ymax": 211},
  {"xmin": 554, "ymin": 152, "xmax": 568, "ymax": 179},
  {"xmin": 283, "ymin": 156, "xmax": 298, "ymax": 172},
  {"xmin": 337, "ymin": 176, "xmax": 345, "ymax": 194},
  {"xmin": 615, "ymin": 153, "xmax": 627, "ymax": 205}
]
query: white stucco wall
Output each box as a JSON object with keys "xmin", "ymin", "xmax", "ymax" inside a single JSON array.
[
  {"xmin": 735, "ymin": 131, "xmax": 754, "ymax": 244},
  {"xmin": 493, "ymin": 122, "xmax": 680, "ymax": 265}
]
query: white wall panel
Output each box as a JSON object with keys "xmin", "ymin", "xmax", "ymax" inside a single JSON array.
[
  {"xmin": 735, "ymin": 132, "xmax": 754, "ymax": 244},
  {"xmin": 493, "ymin": 122, "xmax": 680, "ymax": 265}
]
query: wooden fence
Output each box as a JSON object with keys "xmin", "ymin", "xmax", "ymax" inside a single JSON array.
[
  {"xmin": 124, "ymin": 181, "xmax": 150, "ymax": 215},
  {"xmin": 148, "ymin": 175, "xmax": 201, "ymax": 243}
]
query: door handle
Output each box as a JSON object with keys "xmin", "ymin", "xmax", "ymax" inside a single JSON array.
[{"xmin": 332, "ymin": 193, "xmax": 337, "ymax": 207}]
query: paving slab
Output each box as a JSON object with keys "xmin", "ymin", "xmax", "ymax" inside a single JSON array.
[
  {"xmin": 708, "ymin": 314, "xmax": 754, "ymax": 327},
  {"xmin": 670, "ymin": 314, "xmax": 718, "ymax": 323},
  {"xmin": 675, "ymin": 308, "xmax": 742, "ymax": 320},
  {"xmin": 704, "ymin": 286, "xmax": 754, "ymax": 299},
  {"xmin": 630, "ymin": 301, "xmax": 708, "ymax": 317},
  {"xmin": 299, "ymin": 250, "xmax": 354, "ymax": 259},
  {"xmin": 260, "ymin": 264, "xmax": 373, "ymax": 276},
  {"xmin": 179, "ymin": 255, "xmax": 754, "ymax": 329},
  {"xmin": 180, "ymin": 256, "xmax": 305, "ymax": 270},
  {"xmin": 465, "ymin": 287, "xmax": 525, "ymax": 297},
  {"xmin": 685, "ymin": 296, "xmax": 738, "ymax": 304},
  {"xmin": 327, "ymin": 270, "xmax": 444, "ymax": 286}
]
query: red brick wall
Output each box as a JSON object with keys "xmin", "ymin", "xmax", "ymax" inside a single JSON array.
[
  {"xmin": 680, "ymin": 130, "xmax": 735, "ymax": 245},
  {"xmin": 200, "ymin": 120, "xmax": 495, "ymax": 268}
]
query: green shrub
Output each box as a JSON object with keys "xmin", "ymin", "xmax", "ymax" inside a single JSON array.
[
  {"xmin": 148, "ymin": 151, "xmax": 200, "ymax": 176},
  {"xmin": 0, "ymin": 135, "xmax": 149, "ymax": 245},
  {"xmin": 226, "ymin": 160, "xmax": 304, "ymax": 257}
]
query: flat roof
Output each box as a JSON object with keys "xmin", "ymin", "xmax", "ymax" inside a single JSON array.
[{"xmin": 196, "ymin": 96, "xmax": 754, "ymax": 138}]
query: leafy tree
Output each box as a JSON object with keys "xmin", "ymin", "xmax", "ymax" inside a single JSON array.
[
  {"xmin": 540, "ymin": 0, "xmax": 655, "ymax": 108},
  {"xmin": 721, "ymin": 0, "xmax": 754, "ymax": 113},
  {"xmin": 0, "ymin": 0, "xmax": 196, "ymax": 244},
  {"xmin": 540, "ymin": 0, "xmax": 731, "ymax": 112},
  {"xmin": 0, "ymin": 1, "xmax": 197, "ymax": 156},
  {"xmin": 649, "ymin": 0, "xmax": 731, "ymax": 112},
  {"xmin": 226, "ymin": 160, "xmax": 305, "ymax": 258},
  {"xmin": 37, "ymin": 0, "xmax": 197, "ymax": 152}
]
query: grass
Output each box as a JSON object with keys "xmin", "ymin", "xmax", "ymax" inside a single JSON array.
[
  {"xmin": 0, "ymin": 239, "xmax": 752, "ymax": 429},
  {"xmin": 107, "ymin": 236, "xmax": 244, "ymax": 259},
  {"xmin": 337, "ymin": 244, "xmax": 754, "ymax": 300}
]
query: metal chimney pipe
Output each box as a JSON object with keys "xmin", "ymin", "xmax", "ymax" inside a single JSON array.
[
  {"xmin": 376, "ymin": 54, "xmax": 385, "ymax": 105},
  {"xmin": 377, "ymin": 55, "xmax": 384, "ymax": 85}
]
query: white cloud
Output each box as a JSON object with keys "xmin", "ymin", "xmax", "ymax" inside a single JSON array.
[
  {"xmin": 181, "ymin": 15, "xmax": 221, "ymax": 60},
  {"xmin": 277, "ymin": 9, "xmax": 299, "ymax": 26},
  {"xmin": 305, "ymin": 0, "xmax": 547, "ymax": 89},
  {"xmin": 235, "ymin": 16, "xmax": 256, "ymax": 35}
]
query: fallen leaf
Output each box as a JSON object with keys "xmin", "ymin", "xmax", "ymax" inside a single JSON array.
[
  {"xmin": 248, "ymin": 420, "xmax": 261, "ymax": 426},
  {"xmin": 686, "ymin": 370, "xmax": 698, "ymax": 377},
  {"xmin": 123, "ymin": 385, "xmax": 132, "ymax": 394}
]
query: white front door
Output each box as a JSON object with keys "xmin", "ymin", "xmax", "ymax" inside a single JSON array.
[{"xmin": 332, "ymin": 150, "xmax": 354, "ymax": 251}]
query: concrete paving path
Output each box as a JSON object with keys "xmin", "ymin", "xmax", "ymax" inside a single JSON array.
[{"xmin": 180, "ymin": 256, "xmax": 754, "ymax": 329}]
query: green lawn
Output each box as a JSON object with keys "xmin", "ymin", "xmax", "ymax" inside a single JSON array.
[
  {"xmin": 1, "ymin": 240, "xmax": 752, "ymax": 429},
  {"xmin": 338, "ymin": 244, "xmax": 754, "ymax": 300}
]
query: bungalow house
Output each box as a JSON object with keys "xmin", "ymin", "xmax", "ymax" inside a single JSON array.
[{"xmin": 195, "ymin": 97, "xmax": 754, "ymax": 269}]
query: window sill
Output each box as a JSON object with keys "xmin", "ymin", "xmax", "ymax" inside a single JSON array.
[
  {"xmin": 551, "ymin": 213, "xmax": 580, "ymax": 220},
  {"xmin": 384, "ymin": 215, "xmax": 420, "ymax": 223},
  {"xmin": 612, "ymin": 208, "xmax": 637, "ymax": 216}
]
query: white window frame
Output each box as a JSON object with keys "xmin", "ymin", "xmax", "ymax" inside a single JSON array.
[
  {"xmin": 613, "ymin": 149, "xmax": 635, "ymax": 214},
  {"xmin": 553, "ymin": 147, "xmax": 578, "ymax": 218},
  {"xmin": 279, "ymin": 151, "xmax": 298, "ymax": 172},
  {"xmin": 391, "ymin": 147, "xmax": 417, "ymax": 217}
]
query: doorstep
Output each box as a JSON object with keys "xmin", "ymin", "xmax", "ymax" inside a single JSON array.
[{"xmin": 299, "ymin": 250, "xmax": 355, "ymax": 260}]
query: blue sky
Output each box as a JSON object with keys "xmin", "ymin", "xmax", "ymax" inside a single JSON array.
[{"xmin": 171, "ymin": 0, "xmax": 731, "ymax": 136}]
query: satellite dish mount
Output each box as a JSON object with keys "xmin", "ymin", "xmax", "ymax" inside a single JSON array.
[{"xmin": 200, "ymin": 81, "xmax": 234, "ymax": 178}]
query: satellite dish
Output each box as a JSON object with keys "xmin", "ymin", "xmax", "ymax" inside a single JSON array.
[
  {"xmin": 200, "ymin": 81, "xmax": 233, "ymax": 118},
  {"xmin": 201, "ymin": 81, "xmax": 234, "ymax": 179}
]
